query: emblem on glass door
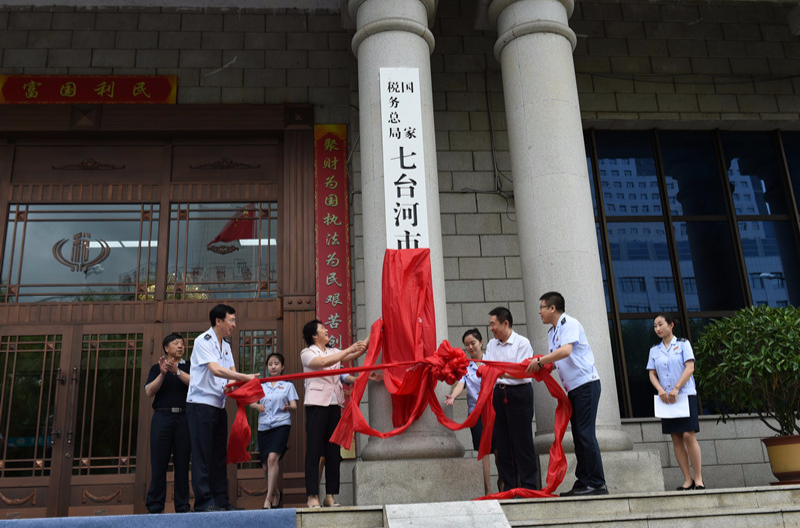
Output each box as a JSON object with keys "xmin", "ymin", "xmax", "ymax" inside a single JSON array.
[{"xmin": 52, "ymin": 232, "xmax": 111, "ymax": 273}]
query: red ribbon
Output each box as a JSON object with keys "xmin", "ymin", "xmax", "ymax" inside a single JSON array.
[
  {"xmin": 225, "ymin": 339, "xmax": 572, "ymax": 497},
  {"xmin": 224, "ymin": 248, "xmax": 572, "ymax": 498}
]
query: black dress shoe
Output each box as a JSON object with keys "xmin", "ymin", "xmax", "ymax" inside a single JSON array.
[
  {"xmin": 677, "ymin": 480, "xmax": 695, "ymax": 491},
  {"xmin": 220, "ymin": 503, "xmax": 244, "ymax": 511},
  {"xmin": 561, "ymin": 483, "xmax": 586, "ymax": 497},
  {"xmin": 570, "ymin": 485, "xmax": 609, "ymax": 496}
]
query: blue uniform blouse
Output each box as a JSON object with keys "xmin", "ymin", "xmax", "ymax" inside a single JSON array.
[
  {"xmin": 646, "ymin": 336, "xmax": 697, "ymax": 396},
  {"xmin": 256, "ymin": 380, "xmax": 299, "ymax": 431}
]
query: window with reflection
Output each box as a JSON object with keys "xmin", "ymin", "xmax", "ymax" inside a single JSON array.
[
  {"xmin": 606, "ymin": 221, "xmax": 678, "ymax": 313},
  {"xmin": 721, "ymin": 132, "xmax": 789, "ymax": 215},
  {"xmin": 596, "ymin": 224, "xmax": 610, "ymax": 312},
  {"xmin": 595, "ymin": 132, "xmax": 660, "ymax": 218},
  {"xmin": 585, "ymin": 132, "xmax": 598, "ymax": 216},
  {"xmin": 588, "ymin": 129, "xmax": 800, "ymax": 418},
  {"xmin": 673, "ymin": 221, "xmax": 745, "ymax": 311},
  {"xmin": 783, "ymin": 132, "xmax": 800, "ymax": 212},
  {"xmin": 168, "ymin": 203, "xmax": 278, "ymax": 299},
  {"xmin": 738, "ymin": 221, "xmax": 800, "ymax": 307},
  {"xmin": 2, "ymin": 204, "xmax": 157, "ymax": 302},
  {"xmin": 658, "ymin": 131, "xmax": 727, "ymax": 216}
]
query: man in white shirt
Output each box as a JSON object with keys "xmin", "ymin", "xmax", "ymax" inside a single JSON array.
[
  {"xmin": 527, "ymin": 292, "xmax": 607, "ymax": 496},
  {"xmin": 484, "ymin": 306, "xmax": 538, "ymax": 490},
  {"xmin": 186, "ymin": 304, "xmax": 258, "ymax": 512}
]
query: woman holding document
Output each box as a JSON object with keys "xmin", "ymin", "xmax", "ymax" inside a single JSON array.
[{"xmin": 647, "ymin": 314, "xmax": 705, "ymax": 491}]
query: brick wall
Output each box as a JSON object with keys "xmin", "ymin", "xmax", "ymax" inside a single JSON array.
[
  {"xmin": 572, "ymin": 0, "xmax": 800, "ymax": 126},
  {"xmin": 0, "ymin": 6, "xmax": 354, "ymax": 122}
]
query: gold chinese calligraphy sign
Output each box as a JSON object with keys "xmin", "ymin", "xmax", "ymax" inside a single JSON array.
[{"xmin": 0, "ymin": 75, "xmax": 177, "ymax": 104}]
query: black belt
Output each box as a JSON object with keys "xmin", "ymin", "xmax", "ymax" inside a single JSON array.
[
  {"xmin": 495, "ymin": 383, "xmax": 529, "ymax": 390},
  {"xmin": 154, "ymin": 407, "xmax": 185, "ymax": 414}
]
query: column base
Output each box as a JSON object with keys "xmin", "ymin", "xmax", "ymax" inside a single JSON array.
[
  {"xmin": 353, "ymin": 458, "xmax": 485, "ymax": 505},
  {"xmin": 538, "ymin": 450, "xmax": 664, "ymax": 493}
]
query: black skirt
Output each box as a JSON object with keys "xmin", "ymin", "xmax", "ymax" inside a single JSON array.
[
  {"xmin": 469, "ymin": 416, "xmax": 484, "ymax": 451},
  {"xmin": 661, "ymin": 395, "xmax": 700, "ymax": 434},
  {"xmin": 257, "ymin": 424, "xmax": 291, "ymax": 462}
]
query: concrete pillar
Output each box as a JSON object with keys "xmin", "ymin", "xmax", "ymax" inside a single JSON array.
[
  {"xmin": 348, "ymin": 0, "xmax": 482, "ymax": 504},
  {"xmin": 488, "ymin": 0, "xmax": 663, "ymax": 492}
]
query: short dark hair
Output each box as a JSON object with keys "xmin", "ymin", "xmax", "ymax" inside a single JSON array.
[
  {"xmin": 539, "ymin": 292, "xmax": 565, "ymax": 313},
  {"xmin": 162, "ymin": 333, "xmax": 184, "ymax": 353},
  {"xmin": 654, "ymin": 313, "xmax": 675, "ymax": 326},
  {"xmin": 462, "ymin": 328, "xmax": 483, "ymax": 344},
  {"xmin": 209, "ymin": 304, "xmax": 236, "ymax": 327},
  {"xmin": 488, "ymin": 306, "xmax": 513, "ymax": 328},
  {"xmin": 303, "ymin": 319, "xmax": 323, "ymax": 346},
  {"xmin": 266, "ymin": 352, "xmax": 286, "ymax": 367}
]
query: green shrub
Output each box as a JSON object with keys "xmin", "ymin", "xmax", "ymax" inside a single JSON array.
[{"xmin": 695, "ymin": 306, "xmax": 800, "ymax": 437}]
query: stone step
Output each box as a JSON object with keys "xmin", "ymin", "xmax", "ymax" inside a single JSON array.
[
  {"xmin": 293, "ymin": 485, "xmax": 800, "ymax": 528},
  {"xmin": 509, "ymin": 506, "xmax": 800, "ymax": 528},
  {"xmin": 502, "ymin": 486, "xmax": 800, "ymax": 522}
]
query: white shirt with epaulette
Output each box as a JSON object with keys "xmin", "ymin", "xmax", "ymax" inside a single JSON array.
[
  {"xmin": 549, "ymin": 313, "xmax": 600, "ymax": 393},
  {"xmin": 186, "ymin": 327, "xmax": 236, "ymax": 408}
]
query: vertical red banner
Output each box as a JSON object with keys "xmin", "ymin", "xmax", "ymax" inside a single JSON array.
[{"xmin": 314, "ymin": 124, "xmax": 353, "ymax": 352}]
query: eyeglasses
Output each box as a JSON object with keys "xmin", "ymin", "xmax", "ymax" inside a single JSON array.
[{"xmin": 538, "ymin": 304, "xmax": 551, "ymax": 311}]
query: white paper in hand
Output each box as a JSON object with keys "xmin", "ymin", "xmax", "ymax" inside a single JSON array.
[{"xmin": 654, "ymin": 394, "xmax": 690, "ymax": 418}]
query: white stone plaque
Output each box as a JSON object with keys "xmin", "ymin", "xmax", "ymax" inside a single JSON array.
[{"xmin": 380, "ymin": 67, "xmax": 429, "ymax": 250}]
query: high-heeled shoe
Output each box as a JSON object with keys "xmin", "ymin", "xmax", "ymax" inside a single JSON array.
[
  {"xmin": 271, "ymin": 490, "xmax": 282, "ymax": 509},
  {"xmin": 676, "ymin": 480, "xmax": 695, "ymax": 491}
]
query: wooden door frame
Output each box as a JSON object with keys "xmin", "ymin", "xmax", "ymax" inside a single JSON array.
[{"xmin": 0, "ymin": 104, "xmax": 318, "ymax": 516}]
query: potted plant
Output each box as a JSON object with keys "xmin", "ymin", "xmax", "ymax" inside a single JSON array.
[{"xmin": 694, "ymin": 305, "xmax": 800, "ymax": 482}]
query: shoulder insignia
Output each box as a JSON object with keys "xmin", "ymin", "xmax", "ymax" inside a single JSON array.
[
  {"xmin": 204, "ymin": 334, "xmax": 212, "ymax": 340},
  {"xmin": 679, "ymin": 338, "xmax": 686, "ymax": 342},
  {"xmin": 560, "ymin": 318, "xmax": 566, "ymax": 325}
]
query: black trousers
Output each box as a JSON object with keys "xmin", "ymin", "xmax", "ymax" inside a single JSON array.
[
  {"xmin": 304, "ymin": 405, "xmax": 341, "ymax": 496},
  {"xmin": 146, "ymin": 411, "xmax": 191, "ymax": 513},
  {"xmin": 186, "ymin": 403, "xmax": 229, "ymax": 511},
  {"xmin": 568, "ymin": 380, "xmax": 605, "ymax": 488},
  {"xmin": 492, "ymin": 383, "xmax": 538, "ymax": 490}
]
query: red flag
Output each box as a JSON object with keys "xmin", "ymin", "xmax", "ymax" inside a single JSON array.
[{"xmin": 208, "ymin": 204, "xmax": 256, "ymax": 247}]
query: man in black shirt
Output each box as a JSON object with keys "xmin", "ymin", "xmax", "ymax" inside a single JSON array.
[{"xmin": 145, "ymin": 333, "xmax": 191, "ymax": 513}]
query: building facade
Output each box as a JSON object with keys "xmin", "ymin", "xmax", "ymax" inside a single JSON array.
[{"xmin": 1, "ymin": 0, "xmax": 798, "ymax": 517}]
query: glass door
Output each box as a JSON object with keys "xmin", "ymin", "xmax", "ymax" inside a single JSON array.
[{"xmin": 0, "ymin": 329, "xmax": 68, "ymax": 519}]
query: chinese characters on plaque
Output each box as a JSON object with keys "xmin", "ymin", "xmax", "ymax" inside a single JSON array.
[
  {"xmin": 0, "ymin": 75, "xmax": 177, "ymax": 104},
  {"xmin": 380, "ymin": 68, "xmax": 429, "ymax": 250},
  {"xmin": 314, "ymin": 125, "xmax": 352, "ymax": 351}
]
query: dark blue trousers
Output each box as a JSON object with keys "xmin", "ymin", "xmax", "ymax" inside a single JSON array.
[
  {"xmin": 146, "ymin": 411, "xmax": 191, "ymax": 513},
  {"xmin": 568, "ymin": 380, "xmax": 605, "ymax": 488},
  {"xmin": 492, "ymin": 383, "xmax": 538, "ymax": 490},
  {"xmin": 187, "ymin": 403, "xmax": 229, "ymax": 511}
]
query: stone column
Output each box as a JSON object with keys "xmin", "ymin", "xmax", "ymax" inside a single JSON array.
[
  {"xmin": 487, "ymin": 0, "xmax": 663, "ymax": 492},
  {"xmin": 348, "ymin": 0, "xmax": 482, "ymax": 504}
]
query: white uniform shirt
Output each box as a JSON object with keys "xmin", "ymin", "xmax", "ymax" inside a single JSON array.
[
  {"xmin": 186, "ymin": 327, "xmax": 236, "ymax": 408},
  {"xmin": 550, "ymin": 314, "xmax": 600, "ymax": 393},
  {"xmin": 646, "ymin": 336, "xmax": 697, "ymax": 396},
  {"xmin": 484, "ymin": 331, "xmax": 533, "ymax": 386},
  {"xmin": 257, "ymin": 381, "xmax": 299, "ymax": 431}
]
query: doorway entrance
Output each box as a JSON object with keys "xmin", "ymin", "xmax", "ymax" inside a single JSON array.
[{"xmin": 0, "ymin": 105, "xmax": 318, "ymax": 517}]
